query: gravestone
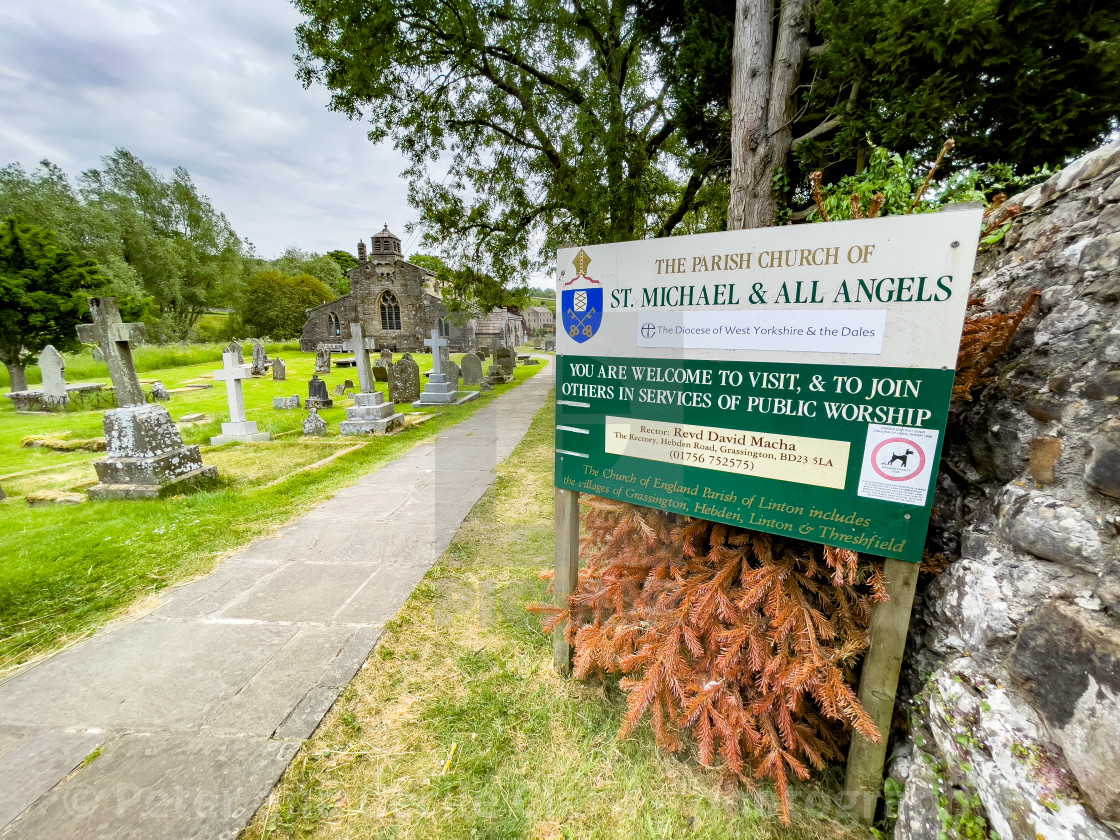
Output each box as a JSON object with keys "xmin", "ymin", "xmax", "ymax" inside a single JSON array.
[
  {"xmin": 333, "ymin": 379, "xmax": 354, "ymax": 396},
  {"xmin": 446, "ymin": 359, "xmax": 461, "ymax": 385},
  {"xmin": 272, "ymin": 358, "xmax": 286, "ymax": 381},
  {"xmin": 251, "ymin": 342, "xmax": 270, "ymax": 377},
  {"xmin": 273, "ymin": 395, "xmax": 300, "ymax": 410},
  {"xmin": 39, "ymin": 345, "xmax": 68, "ymax": 407},
  {"xmin": 315, "ymin": 344, "xmax": 332, "ymax": 373},
  {"xmin": 151, "ymin": 381, "xmax": 171, "ymax": 401},
  {"xmin": 342, "ymin": 322, "xmax": 378, "ymax": 394},
  {"xmin": 339, "ymin": 322, "xmax": 407, "ymax": 434},
  {"xmin": 373, "ymin": 361, "xmax": 389, "ymax": 382},
  {"xmin": 388, "ymin": 354, "xmax": 421, "ymax": 404},
  {"xmin": 460, "ymin": 352, "xmax": 484, "ymax": 385},
  {"xmin": 76, "ymin": 297, "xmax": 217, "ymax": 499},
  {"xmin": 477, "ymin": 348, "xmax": 489, "ymax": 360},
  {"xmin": 227, "ymin": 339, "xmax": 242, "ymax": 361},
  {"xmin": 544, "ymin": 338, "xmax": 556, "ymax": 352},
  {"xmin": 211, "ymin": 346, "xmax": 270, "ymax": 444},
  {"xmin": 494, "ymin": 346, "xmax": 515, "ymax": 376},
  {"xmin": 415, "ymin": 329, "xmax": 477, "ymax": 407},
  {"xmin": 306, "ymin": 374, "xmax": 333, "ymax": 408},
  {"xmin": 302, "ymin": 406, "xmax": 327, "ymax": 436},
  {"xmin": 380, "ymin": 348, "xmax": 394, "ymax": 363}
]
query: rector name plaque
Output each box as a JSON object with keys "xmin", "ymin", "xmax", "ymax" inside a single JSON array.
[{"xmin": 555, "ymin": 210, "xmax": 983, "ymax": 563}]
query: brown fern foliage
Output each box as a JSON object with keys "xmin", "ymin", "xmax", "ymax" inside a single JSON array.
[
  {"xmin": 532, "ymin": 498, "xmax": 887, "ymax": 822},
  {"xmin": 953, "ymin": 290, "xmax": 1041, "ymax": 401}
]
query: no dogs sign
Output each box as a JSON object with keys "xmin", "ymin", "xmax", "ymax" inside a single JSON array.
[{"xmin": 554, "ymin": 210, "xmax": 983, "ymax": 562}]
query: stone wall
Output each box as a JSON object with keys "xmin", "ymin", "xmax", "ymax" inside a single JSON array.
[{"xmin": 891, "ymin": 142, "xmax": 1120, "ymax": 839}]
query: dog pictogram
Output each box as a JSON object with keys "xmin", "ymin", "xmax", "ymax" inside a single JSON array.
[{"xmin": 885, "ymin": 448, "xmax": 915, "ymax": 469}]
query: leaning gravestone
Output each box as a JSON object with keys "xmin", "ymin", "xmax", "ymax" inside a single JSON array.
[
  {"xmin": 39, "ymin": 345, "xmax": 68, "ymax": 408},
  {"xmin": 76, "ymin": 297, "xmax": 217, "ymax": 499},
  {"xmin": 302, "ymin": 406, "xmax": 327, "ymax": 436},
  {"xmin": 211, "ymin": 345, "xmax": 270, "ymax": 444},
  {"xmin": 315, "ymin": 344, "xmax": 332, "ymax": 374},
  {"xmin": 388, "ymin": 354, "xmax": 421, "ymax": 404},
  {"xmin": 460, "ymin": 352, "xmax": 483, "ymax": 385},
  {"xmin": 272, "ymin": 358, "xmax": 286, "ymax": 381},
  {"xmin": 332, "ymin": 379, "xmax": 354, "ymax": 396},
  {"xmin": 446, "ymin": 359, "xmax": 461, "ymax": 385}
]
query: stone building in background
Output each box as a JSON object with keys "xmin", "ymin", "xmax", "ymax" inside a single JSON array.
[
  {"xmin": 474, "ymin": 308, "xmax": 526, "ymax": 348},
  {"xmin": 525, "ymin": 305, "xmax": 555, "ymax": 335},
  {"xmin": 300, "ymin": 226, "xmax": 475, "ymax": 353}
]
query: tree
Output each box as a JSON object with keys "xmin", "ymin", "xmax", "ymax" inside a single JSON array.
[
  {"xmin": 293, "ymin": 0, "xmax": 705, "ymax": 283},
  {"xmin": 238, "ymin": 270, "xmax": 335, "ymax": 338},
  {"xmin": 268, "ymin": 247, "xmax": 348, "ymax": 296},
  {"xmin": 326, "ymin": 249, "xmax": 359, "ymax": 274},
  {"xmin": 0, "ymin": 217, "xmax": 107, "ymax": 391},
  {"xmin": 80, "ymin": 150, "xmax": 247, "ymax": 340}
]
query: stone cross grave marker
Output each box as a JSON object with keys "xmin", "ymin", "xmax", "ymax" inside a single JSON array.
[
  {"xmin": 343, "ymin": 322, "xmax": 378, "ymax": 393},
  {"xmin": 425, "ymin": 329, "xmax": 449, "ymax": 376},
  {"xmin": 39, "ymin": 345, "xmax": 67, "ymax": 406},
  {"xmin": 75, "ymin": 297, "xmax": 147, "ymax": 407},
  {"xmin": 212, "ymin": 345, "xmax": 269, "ymax": 444},
  {"xmin": 75, "ymin": 296, "xmax": 217, "ymax": 499}
]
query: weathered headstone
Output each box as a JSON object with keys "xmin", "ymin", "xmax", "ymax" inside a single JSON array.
[
  {"xmin": 446, "ymin": 359, "xmax": 461, "ymax": 384},
  {"xmin": 251, "ymin": 342, "xmax": 270, "ymax": 377},
  {"xmin": 272, "ymin": 358, "xmax": 286, "ymax": 381},
  {"xmin": 544, "ymin": 338, "xmax": 556, "ymax": 352},
  {"xmin": 273, "ymin": 395, "xmax": 301, "ymax": 410},
  {"xmin": 343, "ymin": 322, "xmax": 378, "ymax": 394},
  {"xmin": 460, "ymin": 352, "xmax": 484, "ymax": 385},
  {"xmin": 211, "ymin": 346, "xmax": 270, "ymax": 444},
  {"xmin": 380, "ymin": 348, "xmax": 394, "ymax": 363},
  {"xmin": 306, "ymin": 374, "xmax": 333, "ymax": 408},
  {"xmin": 39, "ymin": 345, "xmax": 68, "ymax": 407},
  {"xmin": 151, "ymin": 381, "xmax": 171, "ymax": 401},
  {"xmin": 387, "ymin": 354, "xmax": 421, "ymax": 404},
  {"xmin": 373, "ymin": 360, "xmax": 389, "ymax": 382},
  {"xmin": 415, "ymin": 329, "xmax": 477, "ymax": 407},
  {"xmin": 227, "ymin": 339, "xmax": 242, "ymax": 361},
  {"xmin": 495, "ymin": 345, "xmax": 515, "ymax": 376},
  {"xmin": 332, "ymin": 379, "xmax": 355, "ymax": 396},
  {"xmin": 302, "ymin": 406, "xmax": 328, "ymax": 436},
  {"xmin": 315, "ymin": 344, "xmax": 332, "ymax": 374},
  {"xmin": 76, "ymin": 297, "xmax": 217, "ymax": 499}
]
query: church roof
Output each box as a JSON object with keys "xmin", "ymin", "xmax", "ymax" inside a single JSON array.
[{"xmin": 373, "ymin": 224, "xmax": 400, "ymax": 242}]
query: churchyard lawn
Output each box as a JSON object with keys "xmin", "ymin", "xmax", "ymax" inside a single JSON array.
[
  {"xmin": 0, "ymin": 347, "xmax": 543, "ymax": 673},
  {"xmin": 246, "ymin": 396, "xmax": 874, "ymax": 840}
]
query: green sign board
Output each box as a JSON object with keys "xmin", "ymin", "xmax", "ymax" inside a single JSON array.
[{"xmin": 554, "ymin": 211, "xmax": 984, "ymax": 562}]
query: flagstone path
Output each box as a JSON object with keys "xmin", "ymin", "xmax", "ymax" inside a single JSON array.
[{"xmin": 0, "ymin": 359, "xmax": 554, "ymax": 839}]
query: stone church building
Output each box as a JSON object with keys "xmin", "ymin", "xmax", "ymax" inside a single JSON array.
[{"xmin": 299, "ymin": 226, "xmax": 475, "ymax": 353}]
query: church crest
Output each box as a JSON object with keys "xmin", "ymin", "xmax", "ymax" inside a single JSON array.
[{"xmin": 561, "ymin": 249, "xmax": 602, "ymax": 343}]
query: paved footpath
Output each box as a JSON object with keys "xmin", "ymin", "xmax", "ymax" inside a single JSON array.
[{"xmin": 0, "ymin": 360, "xmax": 554, "ymax": 839}]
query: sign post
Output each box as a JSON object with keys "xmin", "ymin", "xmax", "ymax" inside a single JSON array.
[{"xmin": 552, "ymin": 210, "xmax": 983, "ymax": 819}]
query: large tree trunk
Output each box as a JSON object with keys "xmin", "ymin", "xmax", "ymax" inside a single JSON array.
[
  {"xmin": 5, "ymin": 361, "xmax": 28, "ymax": 392},
  {"xmin": 728, "ymin": 0, "xmax": 812, "ymax": 231}
]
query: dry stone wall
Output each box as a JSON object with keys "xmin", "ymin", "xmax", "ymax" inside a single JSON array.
[{"xmin": 892, "ymin": 142, "xmax": 1120, "ymax": 839}]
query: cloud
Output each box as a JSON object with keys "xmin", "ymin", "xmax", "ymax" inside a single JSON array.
[{"xmin": 0, "ymin": 0, "xmax": 418, "ymax": 258}]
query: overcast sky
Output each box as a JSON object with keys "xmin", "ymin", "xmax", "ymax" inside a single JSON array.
[{"xmin": 0, "ymin": 0, "xmax": 419, "ymax": 259}]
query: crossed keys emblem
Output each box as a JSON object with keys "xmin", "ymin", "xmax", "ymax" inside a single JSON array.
[{"xmin": 567, "ymin": 290, "xmax": 597, "ymax": 338}]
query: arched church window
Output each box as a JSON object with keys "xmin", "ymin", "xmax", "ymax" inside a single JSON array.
[
  {"xmin": 438, "ymin": 317, "xmax": 451, "ymax": 338},
  {"xmin": 328, "ymin": 313, "xmax": 341, "ymax": 336},
  {"xmin": 380, "ymin": 292, "xmax": 402, "ymax": 331}
]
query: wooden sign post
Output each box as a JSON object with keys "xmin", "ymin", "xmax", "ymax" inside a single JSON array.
[{"xmin": 551, "ymin": 210, "xmax": 983, "ymax": 819}]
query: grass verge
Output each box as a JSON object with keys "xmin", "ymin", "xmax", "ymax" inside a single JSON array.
[
  {"xmin": 244, "ymin": 393, "xmax": 875, "ymax": 840},
  {"xmin": 0, "ymin": 352, "xmax": 542, "ymax": 672}
]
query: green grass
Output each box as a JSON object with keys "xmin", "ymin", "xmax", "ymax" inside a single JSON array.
[
  {"xmin": 0, "ymin": 351, "xmax": 543, "ymax": 671},
  {"xmin": 1, "ymin": 341, "xmax": 303, "ymax": 388},
  {"xmin": 245, "ymin": 397, "xmax": 874, "ymax": 840}
]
